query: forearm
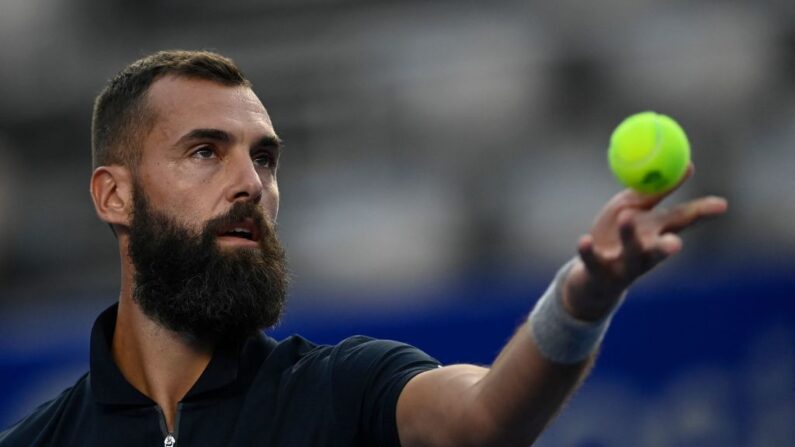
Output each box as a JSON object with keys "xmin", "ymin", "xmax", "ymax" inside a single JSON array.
[
  {"xmin": 399, "ymin": 261, "xmax": 621, "ymax": 447},
  {"xmin": 399, "ymin": 171, "xmax": 727, "ymax": 447},
  {"xmin": 467, "ymin": 323, "xmax": 595, "ymax": 446},
  {"xmin": 454, "ymin": 188, "xmax": 727, "ymax": 445},
  {"xmin": 464, "ymin": 260, "xmax": 616, "ymax": 445}
]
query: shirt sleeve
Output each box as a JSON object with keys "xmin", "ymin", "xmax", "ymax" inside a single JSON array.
[{"xmin": 329, "ymin": 336, "xmax": 441, "ymax": 447}]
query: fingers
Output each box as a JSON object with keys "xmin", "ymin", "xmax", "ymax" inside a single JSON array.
[
  {"xmin": 627, "ymin": 232, "xmax": 682, "ymax": 279},
  {"xmin": 619, "ymin": 211, "xmax": 681, "ymax": 276},
  {"xmin": 578, "ymin": 164, "xmax": 727, "ymax": 289},
  {"xmin": 577, "ymin": 234, "xmax": 602, "ymax": 273},
  {"xmin": 581, "ymin": 211, "xmax": 685, "ymax": 282},
  {"xmin": 618, "ymin": 211, "xmax": 643, "ymax": 276},
  {"xmin": 661, "ymin": 195, "xmax": 728, "ymax": 234},
  {"xmin": 577, "ymin": 234, "xmax": 618, "ymax": 274},
  {"xmin": 618, "ymin": 210, "xmax": 642, "ymax": 258},
  {"xmin": 658, "ymin": 233, "xmax": 683, "ymax": 255},
  {"xmin": 625, "ymin": 163, "xmax": 696, "ymax": 209},
  {"xmin": 604, "ymin": 163, "xmax": 695, "ymax": 216}
]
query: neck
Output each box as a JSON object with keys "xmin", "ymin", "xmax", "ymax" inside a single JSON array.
[{"xmin": 113, "ymin": 261, "xmax": 212, "ymax": 433}]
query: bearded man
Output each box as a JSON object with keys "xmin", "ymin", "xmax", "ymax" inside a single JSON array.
[{"xmin": 0, "ymin": 50, "xmax": 727, "ymax": 446}]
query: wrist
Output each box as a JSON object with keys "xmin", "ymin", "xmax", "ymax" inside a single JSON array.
[
  {"xmin": 527, "ymin": 259, "xmax": 624, "ymax": 364},
  {"xmin": 562, "ymin": 260, "xmax": 627, "ymax": 322}
]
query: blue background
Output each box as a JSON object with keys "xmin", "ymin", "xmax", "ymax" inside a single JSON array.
[{"xmin": 3, "ymin": 258, "xmax": 793, "ymax": 446}]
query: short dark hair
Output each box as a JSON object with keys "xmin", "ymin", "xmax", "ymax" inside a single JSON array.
[{"xmin": 91, "ymin": 50, "xmax": 252, "ymax": 170}]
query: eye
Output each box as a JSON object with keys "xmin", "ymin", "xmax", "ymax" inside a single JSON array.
[
  {"xmin": 252, "ymin": 151, "xmax": 275, "ymax": 168},
  {"xmin": 191, "ymin": 146, "xmax": 216, "ymax": 160}
]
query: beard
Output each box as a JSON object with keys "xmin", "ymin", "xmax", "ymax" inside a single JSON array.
[{"xmin": 127, "ymin": 182, "xmax": 288, "ymax": 345}]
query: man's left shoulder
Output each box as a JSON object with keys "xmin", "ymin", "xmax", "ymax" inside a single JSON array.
[
  {"xmin": 325, "ymin": 335, "xmax": 441, "ymax": 383},
  {"xmin": 263, "ymin": 333, "xmax": 440, "ymax": 378}
]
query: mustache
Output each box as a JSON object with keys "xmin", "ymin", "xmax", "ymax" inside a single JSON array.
[{"xmin": 203, "ymin": 201, "xmax": 270, "ymax": 236}]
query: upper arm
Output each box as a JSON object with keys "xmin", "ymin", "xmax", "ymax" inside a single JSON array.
[
  {"xmin": 396, "ymin": 364, "xmax": 491, "ymax": 447},
  {"xmin": 328, "ymin": 337, "xmax": 441, "ymax": 446}
]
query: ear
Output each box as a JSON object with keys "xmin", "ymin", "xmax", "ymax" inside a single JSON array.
[{"xmin": 90, "ymin": 165, "xmax": 134, "ymax": 229}]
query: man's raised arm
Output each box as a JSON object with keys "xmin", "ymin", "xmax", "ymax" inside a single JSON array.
[{"xmin": 396, "ymin": 164, "xmax": 728, "ymax": 447}]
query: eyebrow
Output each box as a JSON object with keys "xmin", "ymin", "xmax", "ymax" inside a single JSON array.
[{"xmin": 174, "ymin": 128, "xmax": 283, "ymax": 151}]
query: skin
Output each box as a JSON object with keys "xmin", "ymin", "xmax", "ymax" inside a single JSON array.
[
  {"xmin": 90, "ymin": 75, "xmax": 729, "ymax": 444},
  {"xmin": 90, "ymin": 75, "xmax": 281, "ymax": 431},
  {"xmin": 396, "ymin": 165, "xmax": 728, "ymax": 446}
]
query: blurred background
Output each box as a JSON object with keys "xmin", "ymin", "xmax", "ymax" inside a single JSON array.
[{"xmin": 0, "ymin": 0, "xmax": 793, "ymax": 445}]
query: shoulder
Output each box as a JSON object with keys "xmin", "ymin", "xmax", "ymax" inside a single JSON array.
[
  {"xmin": 327, "ymin": 337, "xmax": 440, "ymax": 446},
  {"xmin": 331, "ymin": 335, "xmax": 440, "ymax": 371},
  {"xmin": 301, "ymin": 335, "xmax": 441, "ymax": 397},
  {"xmin": 260, "ymin": 334, "xmax": 439, "ymax": 388},
  {"xmin": 250, "ymin": 335, "xmax": 440, "ymax": 445},
  {"xmin": 0, "ymin": 373, "xmax": 90, "ymax": 446},
  {"xmin": 268, "ymin": 334, "xmax": 439, "ymax": 372}
]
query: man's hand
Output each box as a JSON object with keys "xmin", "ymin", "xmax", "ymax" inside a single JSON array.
[
  {"xmin": 397, "ymin": 163, "xmax": 729, "ymax": 447},
  {"xmin": 563, "ymin": 164, "xmax": 728, "ymax": 322}
]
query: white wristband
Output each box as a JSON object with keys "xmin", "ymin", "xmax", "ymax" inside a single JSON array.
[{"xmin": 527, "ymin": 259, "xmax": 625, "ymax": 364}]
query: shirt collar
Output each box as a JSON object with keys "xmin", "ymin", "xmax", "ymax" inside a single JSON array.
[{"xmin": 90, "ymin": 303, "xmax": 276, "ymax": 406}]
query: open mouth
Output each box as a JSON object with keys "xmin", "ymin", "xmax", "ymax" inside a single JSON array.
[{"xmin": 217, "ymin": 218, "xmax": 260, "ymax": 242}]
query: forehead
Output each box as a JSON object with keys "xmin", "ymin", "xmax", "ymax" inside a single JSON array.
[{"xmin": 143, "ymin": 75, "xmax": 274, "ymax": 143}]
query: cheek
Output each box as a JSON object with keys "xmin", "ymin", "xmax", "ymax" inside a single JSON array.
[
  {"xmin": 263, "ymin": 183, "xmax": 280, "ymax": 221},
  {"xmin": 149, "ymin": 163, "xmax": 219, "ymax": 210},
  {"xmin": 141, "ymin": 182, "xmax": 210, "ymax": 229}
]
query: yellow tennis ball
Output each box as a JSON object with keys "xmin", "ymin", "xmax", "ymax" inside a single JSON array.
[{"xmin": 608, "ymin": 111, "xmax": 691, "ymax": 194}]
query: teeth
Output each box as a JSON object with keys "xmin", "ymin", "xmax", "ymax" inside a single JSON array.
[{"xmin": 224, "ymin": 226, "xmax": 253, "ymax": 240}]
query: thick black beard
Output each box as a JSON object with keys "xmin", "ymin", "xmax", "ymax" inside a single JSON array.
[{"xmin": 128, "ymin": 183, "xmax": 288, "ymax": 345}]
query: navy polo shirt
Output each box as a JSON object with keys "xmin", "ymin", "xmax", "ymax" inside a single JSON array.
[{"xmin": 0, "ymin": 304, "xmax": 440, "ymax": 446}]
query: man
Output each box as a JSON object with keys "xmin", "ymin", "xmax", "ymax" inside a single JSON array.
[{"xmin": 0, "ymin": 50, "xmax": 727, "ymax": 446}]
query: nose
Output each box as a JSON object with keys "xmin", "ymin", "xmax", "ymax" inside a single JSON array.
[{"xmin": 225, "ymin": 151, "xmax": 264, "ymax": 204}]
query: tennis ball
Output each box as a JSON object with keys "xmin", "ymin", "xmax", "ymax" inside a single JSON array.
[{"xmin": 608, "ymin": 111, "xmax": 691, "ymax": 194}]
